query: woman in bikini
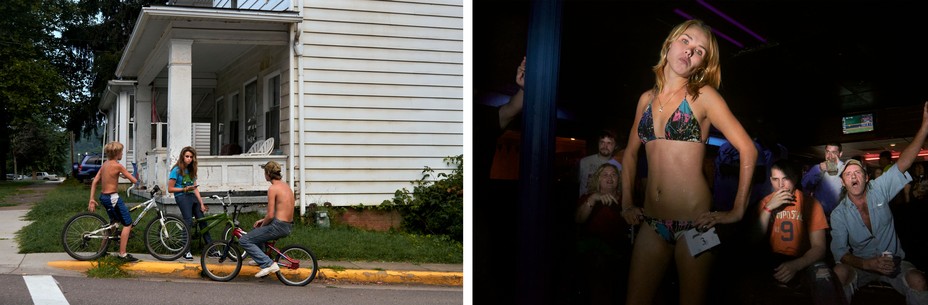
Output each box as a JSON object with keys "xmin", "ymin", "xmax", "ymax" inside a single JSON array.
[{"xmin": 620, "ymin": 19, "xmax": 757, "ymax": 305}]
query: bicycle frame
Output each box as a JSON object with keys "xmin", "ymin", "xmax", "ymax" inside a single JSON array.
[
  {"xmin": 63, "ymin": 184, "xmax": 192, "ymax": 261},
  {"xmin": 208, "ymin": 198, "xmax": 302, "ymax": 270},
  {"xmin": 228, "ymin": 226, "xmax": 302, "ymax": 269},
  {"xmin": 188, "ymin": 191, "xmax": 238, "ymax": 245},
  {"xmin": 96, "ymin": 185, "xmax": 167, "ymax": 234},
  {"xmin": 199, "ymin": 199, "xmax": 317, "ymax": 285}
]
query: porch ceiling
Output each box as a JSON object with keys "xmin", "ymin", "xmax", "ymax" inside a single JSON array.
[
  {"xmin": 116, "ymin": 5, "xmax": 300, "ymax": 85},
  {"xmin": 116, "ymin": 5, "xmax": 300, "ymax": 122}
]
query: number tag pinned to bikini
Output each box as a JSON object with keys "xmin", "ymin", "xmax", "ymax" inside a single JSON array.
[{"xmin": 685, "ymin": 227, "xmax": 720, "ymax": 257}]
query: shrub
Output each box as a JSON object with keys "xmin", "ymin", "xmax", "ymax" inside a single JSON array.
[{"xmin": 390, "ymin": 155, "xmax": 463, "ymax": 242}]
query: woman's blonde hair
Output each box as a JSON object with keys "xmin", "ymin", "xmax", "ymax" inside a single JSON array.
[
  {"xmin": 173, "ymin": 146, "xmax": 198, "ymax": 179},
  {"xmin": 586, "ymin": 163, "xmax": 620, "ymax": 194},
  {"xmin": 103, "ymin": 141, "xmax": 124, "ymax": 160},
  {"xmin": 652, "ymin": 19, "xmax": 721, "ymax": 101}
]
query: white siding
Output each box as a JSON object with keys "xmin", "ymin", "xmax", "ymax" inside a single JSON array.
[{"xmin": 297, "ymin": 0, "xmax": 463, "ymax": 206}]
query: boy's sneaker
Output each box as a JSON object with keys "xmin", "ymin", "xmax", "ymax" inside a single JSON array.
[
  {"xmin": 254, "ymin": 263, "xmax": 280, "ymax": 278},
  {"xmin": 118, "ymin": 253, "xmax": 139, "ymax": 263},
  {"xmin": 247, "ymin": 259, "xmax": 258, "ymax": 266},
  {"xmin": 207, "ymin": 250, "xmax": 223, "ymax": 258},
  {"xmin": 183, "ymin": 252, "xmax": 193, "ymax": 261}
]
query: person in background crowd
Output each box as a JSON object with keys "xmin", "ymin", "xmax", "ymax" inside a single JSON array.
[
  {"xmin": 909, "ymin": 163, "xmax": 928, "ymax": 202},
  {"xmin": 880, "ymin": 150, "xmax": 894, "ymax": 173},
  {"xmin": 801, "ymin": 143, "xmax": 845, "ymax": 217},
  {"xmin": 751, "ymin": 159, "xmax": 846, "ymax": 305},
  {"xmin": 476, "ymin": 57, "xmax": 525, "ymax": 181},
  {"xmin": 574, "ymin": 163, "xmax": 630, "ymax": 304},
  {"xmin": 830, "ymin": 102, "xmax": 928, "ymax": 304},
  {"xmin": 879, "ymin": 150, "xmax": 911, "ymax": 205},
  {"xmin": 578, "ymin": 129, "xmax": 622, "ymax": 197}
]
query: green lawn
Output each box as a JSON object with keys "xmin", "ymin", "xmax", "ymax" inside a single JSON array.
[
  {"xmin": 0, "ymin": 180, "xmax": 40, "ymax": 207},
  {"xmin": 15, "ymin": 179, "xmax": 462, "ymax": 264}
]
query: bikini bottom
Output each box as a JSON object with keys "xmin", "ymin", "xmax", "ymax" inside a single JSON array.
[{"xmin": 641, "ymin": 215, "xmax": 697, "ymax": 244}]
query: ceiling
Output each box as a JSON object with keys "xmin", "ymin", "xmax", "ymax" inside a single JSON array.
[
  {"xmin": 117, "ymin": 6, "xmax": 299, "ymax": 123},
  {"xmin": 474, "ymin": 0, "xmax": 928, "ymax": 161}
]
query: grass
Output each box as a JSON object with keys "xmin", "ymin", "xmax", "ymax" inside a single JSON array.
[
  {"xmin": 0, "ymin": 180, "xmax": 39, "ymax": 207},
  {"xmin": 86, "ymin": 255, "xmax": 132, "ymax": 278},
  {"xmin": 15, "ymin": 179, "xmax": 462, "ymax": 264}
]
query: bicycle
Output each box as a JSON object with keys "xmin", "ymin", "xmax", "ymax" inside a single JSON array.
[
  {"xmin": 182, "ymin": 190, "xmax": 240, "ymax": 255},
  {"xmin": 61, "ymin": 185, "xmax": 191, "ymax": 261},
  {"xmin": 199, "ymin": 191, "xmax": 318, "ymax": 286}
]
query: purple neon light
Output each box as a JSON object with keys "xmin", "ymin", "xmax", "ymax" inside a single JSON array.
[
  {"xmin": 696, "ymin": 0, "xmax": 766, "ymax": 43},
  {"xmin": 674, "ymin": 9, "xmax": 743, "ymax": 48}
]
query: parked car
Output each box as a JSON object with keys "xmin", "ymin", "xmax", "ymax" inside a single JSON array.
[
  {"xmin": 75, "ymin": 153, "xmax": 103, "ymax": 183},
  {"xmin": 34, "ymin": 172, "xmax": 59, "ymax": 181},
  {"xmin": 5, "ymin": 174, "xmax": 24, "ymax": 180}
]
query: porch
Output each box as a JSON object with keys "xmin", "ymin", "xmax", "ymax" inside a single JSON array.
[{"xmin": 133, "ymin": 147, "xmax": 287, "ymax": 211}]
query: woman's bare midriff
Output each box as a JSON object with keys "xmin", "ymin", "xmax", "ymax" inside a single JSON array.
[{"xmin": 642, "ymin": 140, "xmax": 711, "ymax": 220}]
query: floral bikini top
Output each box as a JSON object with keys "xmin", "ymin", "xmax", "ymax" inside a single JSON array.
[{"xmin": 637, "ymin": 95, "xmax": 705, "ymax": 144}]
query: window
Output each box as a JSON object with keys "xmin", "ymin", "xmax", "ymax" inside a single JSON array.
[
  {"xmin": 215, "ymin": 97, "xmax": 225, "ymax": 155},
  {"xmin": 244, "ymin": 80, "xmax": 258, "ymax": 149},
  {"xmin": 266, "ymin": 74, "xmax": 280, "ymax": 151},
  {"xmin": 229, "ymin": 93, "xmax": 240, "ymax": 145}
]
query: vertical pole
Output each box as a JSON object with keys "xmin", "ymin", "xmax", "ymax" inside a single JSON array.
[
  {"xmin": 70, "ymin": 131, "xmax": 75, "ymax": 178},
  {"xmin": 167, "ymin": 39, "xmax": 194, "ymax": 168},
  {"xmin": 518, "ymin": 0, "xmax": 562, "ymax": 303}
]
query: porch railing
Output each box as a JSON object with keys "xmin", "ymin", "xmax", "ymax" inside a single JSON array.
[
  {"xmin": 166, "ymin": 0, "xmax": 292, "ymax": 11},
  {"xmin": 141, "ymin": 148, "xmax": 286, "ymax": 196}
]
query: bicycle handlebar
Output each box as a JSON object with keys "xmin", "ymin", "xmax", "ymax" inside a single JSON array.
[
  {"xmin": 126, "ymin": 184, "xmax": 161, "ymax": 198},
  {"xmin": 209, "ymin": 190, "xmax": 239, "ymax": 207}
]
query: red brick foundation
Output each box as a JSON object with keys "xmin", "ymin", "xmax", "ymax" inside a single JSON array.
[{"xmin": 336, "ymin": 208, "xmax": 402, "ymax": 232}]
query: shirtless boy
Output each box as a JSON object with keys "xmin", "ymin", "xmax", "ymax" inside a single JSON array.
[
  {"xmin": 239, "ymin": 161, "xmax": 294, "ymax": 277},
  {"xmin": 88, "ymin": 141, "xmax": 140, "ymax": 262}
]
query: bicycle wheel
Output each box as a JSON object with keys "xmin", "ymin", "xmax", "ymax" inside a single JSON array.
[
  {"xmin": 222, "ymin": 224, "xmax": 234, "ymax": 241},
  {"xmin": 275, "ymin": 245, "xmax": 318, "ymax": 286},
  {"xmin": 220, "ymin": 224, "xmax": 245, "ymax": 255},
  {"xmin": 61, "ymin": 212, "xmax": 110, "ymax": 261},
  {"xmin": 201, "ymin": 241, "xmax": 243, "ymax": 282},
  {"xmin": 144, "ymin": 214, "xmax": 190, "ymax": 261}
]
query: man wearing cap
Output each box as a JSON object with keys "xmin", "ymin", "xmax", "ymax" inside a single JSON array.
[
  {"xmin": 240, "ymin": 161, "xmax": 295, "ymax": 278},
  {"xmin": 830, "ymin": 102, "xmax": 928, "ymax": 304}
]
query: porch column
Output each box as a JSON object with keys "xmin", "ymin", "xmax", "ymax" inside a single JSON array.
[
  {"xmin": 116, "ymin": 89, "xmax": 130, "ymax": 169},
  {"xmin": 136, "ymin": 84, "xmax": 152, "ymax": 159},
  {"xmin": 167, "ymin": 39, "xmax": 193, "ymax": 166},
  {"xmin": 105, "ymin": 111, "xmax": 115, "ymax": 146},
  {"xmin": 136, "ymin": 84, "xmax": 153, "ymax": 186}
]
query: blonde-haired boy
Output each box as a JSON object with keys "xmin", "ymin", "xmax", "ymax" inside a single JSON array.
[{"xmin": 88, "ymin": 141, "xmax": 140, "ymax": 262}]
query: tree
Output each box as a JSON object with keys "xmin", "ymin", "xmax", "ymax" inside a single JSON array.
[
  {"xmin": 0, "ymin": 0, "xmax": 70, "ymax": 179},
  {"xmin": 11, "ymin": 115, "xmax": 69, "ymax": 176},
  {"xmin": 0, "ymin": 0, "xmax": 160, "ymax": 180},
  {"xmin": 58, "ymin": 0, "xmax": 163, "ymax": 137}
]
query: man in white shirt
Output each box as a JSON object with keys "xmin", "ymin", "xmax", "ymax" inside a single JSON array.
[{"xmin": 578, "ymin": 129, "xmax": 622, "ymax": 197}]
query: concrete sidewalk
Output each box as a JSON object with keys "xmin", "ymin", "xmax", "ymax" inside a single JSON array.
[{"xmin": 0, "ymin": 191, "xmax": 462, "ymax": 286}]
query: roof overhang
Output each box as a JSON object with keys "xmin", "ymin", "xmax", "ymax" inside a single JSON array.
[
  {"xmin": 115, "ymin": 5, "xmax": 302, "ymax": 82},
  {"xmin": 100, "ymin": 80, "xmax": 138, "ymax": 110}
]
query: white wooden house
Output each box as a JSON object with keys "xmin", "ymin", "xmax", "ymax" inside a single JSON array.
[{"xmin": 99, "ymin": 0, "xmax": 463, "ymax": 214}]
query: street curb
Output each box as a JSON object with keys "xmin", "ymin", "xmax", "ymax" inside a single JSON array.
[
  {"xmin": 323, "ymin": 269, "xmax": 463, "ymax": 286},
  {"xmin": 47, "ymin": 260, "xmax": 463, "ymax": 286}
]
